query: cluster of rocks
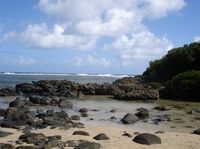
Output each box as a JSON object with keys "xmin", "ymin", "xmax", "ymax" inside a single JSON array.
[
  {"xmin": 0, "ymin": 97, "xmax": 84, "ymax": 130},
  {"xmin": 121, "ymin": 108, "xmax": 149, "ymax": 124},
  {"xmin": 0, "ymin": 76, "xmax": 159, "ymax": 100}
]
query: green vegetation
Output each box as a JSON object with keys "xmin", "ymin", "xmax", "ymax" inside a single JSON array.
[
  {"xmin": 143, "ymin": 42, "xmax": 200, "ymax": 100},
  {"xmin": 143, "ymin": 42, "xmax": 200, "ymax": 82},
  {"xmin": 160, "ymin": 70, "xmax": 200, "ymax": 100}
]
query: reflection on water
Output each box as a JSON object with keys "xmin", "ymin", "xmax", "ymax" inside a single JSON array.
[{"xmin": 0, "ymin": 96, "xmax": 199, "ymax": 133}]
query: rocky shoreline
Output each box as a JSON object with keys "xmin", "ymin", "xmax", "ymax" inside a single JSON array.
[
  {"xmin": 0, "ymin": 76, "xmax": 159, "ymax": 100},
  {"xmin": 0, "ymin": 77, "xmax": 199, "ymax": 148}
]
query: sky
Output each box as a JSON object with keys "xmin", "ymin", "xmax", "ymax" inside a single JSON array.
[{"xmin": 0, "ymin": 0, "xmax": 200, "ymax": 74}]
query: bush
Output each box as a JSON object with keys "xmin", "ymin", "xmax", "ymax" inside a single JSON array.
[
  {"xmin": 143, "ymin": 42, "xmax": 200, "ymax": 82},
  {"xmin": 160, "ymin": 70, "xmax": 200, "ymax": 100}
]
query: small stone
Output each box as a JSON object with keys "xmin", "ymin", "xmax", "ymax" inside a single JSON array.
[
  {"xmin": 75, "ymin": 141, "xmax": 101, "ymax": 149},
  {"xmin": 79, "ymin": 108, "xmax": 88, "ymax": 113},
  {"xmin": 193, "ymin": 128, "xmax": 200, "ymax": 135},
  {"xmin": 93, "ymin": 133, "xmax": 110, "ymax": 140},
  {"xmin": 122, "ymin": 132, "xmax": 133, "ymax": 138},
  {"xmin": 133, "ymin": 133, "xmax": 161, "ymax": 145},
  {"xmin": 71, "ymin": 115, "xmax": 80, "ymax": 121},
  {"xmin": 73, "ymin": 131, "xmax": 90, "ymax": 136}
]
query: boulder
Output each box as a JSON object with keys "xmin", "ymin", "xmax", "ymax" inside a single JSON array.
[
  {"xmin": 9, "ymin": 97, "xmax": 25, "ymax": 108},
  {"xmin": 0, "ymin": 143, "xmax": 15, "ymax": 149},
  {"xmin": 19, "ymin": 133, "xmax": 46, "ymax": 145},
  {"xmin": 79, "ymin": 108, "xmax": 88, "ymax": 113},
  {"xmin": 0, "ymin": 87, "xmax": 16, "ymax": 96},
  {"xmin": 133, "ymin": 133, "xmax": 161, "ymax": 145},
  {"xmin": 73, "ymin": 131, "xmax": 90, "ymax": 136},
  {"xmin": 93, "ymin": 133, "xmax": 110, "ymax": 140},
  {"xmin": 112, "ymin": 77, "xmax": 159, "ymax": 100},
  {"xmin": 29, "ymin": 96, "xmax": 42, "ymax": 104},
  {"xmin": 74, "ymin": 141, "xmax": 101, "ymax": 149},
  {"xmin": 43, "ymin": 137, "xmax": 58, "ymax": 148},
  {"xmin": 135, "ymin": 108, "xmax": 149, "ymax": 119},
  {"xmin": 121, "ymin": 113, "xmax": 139, "ymax": 124},
  {"xmin": 71, "ymin": 115, "xmax": 80, "ymax": 121},
  {"xmin": 193, "ymin": 128, "xmax": 200, "ymax": 135}
]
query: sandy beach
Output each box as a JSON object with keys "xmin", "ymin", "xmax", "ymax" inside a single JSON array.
[{"xmin": 1, "ymin": 125, "xmax": 200, "ymax": 149}]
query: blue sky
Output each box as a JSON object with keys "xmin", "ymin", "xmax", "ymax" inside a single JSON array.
[{"xmin": 0, "ymin": 0, "xmax": 200, "ymax": 74}]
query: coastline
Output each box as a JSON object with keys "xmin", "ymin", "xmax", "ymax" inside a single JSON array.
[{"xmin": 1, "ymin": 125, "xmax": 200, "ymax": 149}]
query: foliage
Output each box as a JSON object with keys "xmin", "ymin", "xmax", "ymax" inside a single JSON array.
[
  {"xmin": 160, "ymin": 70, "xmax": 200, "ymax": 100},
  {"xmin": 143, "ymin": 42, "xmax": 200, "ymax": 82}
]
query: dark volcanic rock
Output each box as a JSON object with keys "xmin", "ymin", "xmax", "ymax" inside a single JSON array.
[
  {"xmin": 71, "ymin": 115, "xmax": 80, "ymax": 121},
  {"xmin": 93, "ymin": 133, "xmax": 110, "ymax": 140},
  {"xmin": 135, "ymin": 108, "xmax": 149, "ymax": 119},
  {"xmin": 58, "ymin": 99, "xmax": 73, "ymax": 109},
  {"xmin": 133, "ymin": 133, "xmax": 161, "ymax": 145},
  {"xmin": 121, "ymin": 113, "xmax": 139, "ymax": 124},
  {"xmin": 0, "ymin": 108, "xmax": 6, "ymax": 116},
  {"xmin": 0, "ymin": 143, "xmax": 15, "ymax": 149},
  {"xmin": 74, "ymin": 141, "xmax": 101, "ymax": 149},
  {"xmin": 19, "ymin": 133, "xmax": 46, "ymax": 145},
  {"xmin": 112, "ymin": 77, "xmax": 159, "ymax": 100},
  {"xmin": 43, "ymin": 137, "xmax": 58, "ymax": 148},
  {"xmin": 79, "ymin": 108, "xmax": 88, "ymax": 113},
  {"xmin": 73, "ymin": 131, "xmax": 90, "ymax": 136},
  {"xmin": 193, "ymin": 128, "xmax": 200, "ymax": 135},
  {"xmin": 122, "ymin": 132, "xmax": 133, "ymax": 138},
  {"xmin": 29, "ymin": 96, "xmax": 42, "ymax": 104},
  {"xmin": 2, "ymin": 107, "xmax": 35, "ymax": 128},
  {"xmin": 0, "ymin": 87, "xmax": 16, "ymax": 96},
  {"xmin": 9, "ymin": 97, "xmax": 25, "ymax": 108}
]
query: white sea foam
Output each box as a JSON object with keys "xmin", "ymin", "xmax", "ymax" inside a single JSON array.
[{"xmin": 1, "ymin": 72, "xmax": 134, "ymax": 78}]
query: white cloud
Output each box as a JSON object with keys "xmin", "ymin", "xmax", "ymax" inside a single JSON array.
[
  {"xmin": 73, "ymin": 55, "xmax": 112, "ymax": 67},
  {"xmin": 2, "ymin": 0, "xmax": 186, "ymax": 69},
  {"xmin": 144, "ymin": 0, "xmax": 186, "ymax": 19},
  {"xmin": 1, "ymin": 31, "xmax": 17, "ymax": 42},
  {"xmin": 76, "ymin": 8, "xmax": 143, "ymax": 36},
  {"xmin": 1, "ymin": 56, "xmax": 37, "ymax": 66},
  {"xmin": 20, "ymin": 23, "xmax": 96, "ymax": 50},
  {"xmin": 193, "ymin": 36, "xmax": 200, "ymax": 42},
  {"xmin": 23, "ymin": 0, "xmax": 186, "ymax": 48},
  {"xmin": 105, "ymin": 30, "xmax": 173, "ymax": 61}
]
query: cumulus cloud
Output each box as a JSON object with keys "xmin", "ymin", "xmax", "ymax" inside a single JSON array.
[
  {"xmin": 3, "ymin": 0, "xmax": 186, "ymax": 68},
  {"xmin": 105, "ymin": 30, "xmax": 173, "ymax": 61},
  {"xmin": 1, "ymin": 56, "xmax": 37, "ymax": 66},
  {"xmin": 144, "ymin": 0, "xmax": 186, "ymax": 19},
  {"xmin": 20, "ymin": 23, "xmax": 96, "ymax": 50},
  {"xmin": 193, "ymin": 36, "xmax": 200, "ymax": 42}
]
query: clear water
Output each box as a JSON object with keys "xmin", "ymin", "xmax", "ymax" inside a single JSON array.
[{"xmin": 0, "ymin": 73, "xmax": 199, "ymax": 133}]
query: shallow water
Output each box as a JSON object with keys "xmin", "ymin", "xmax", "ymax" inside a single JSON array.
[{"xmin": 1, "ymin": 96, "xmax": 199, "ymax": 133}]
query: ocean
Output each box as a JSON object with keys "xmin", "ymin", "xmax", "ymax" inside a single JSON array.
[{"xmin": 0, "ymin": 72, "xmax": 133, "ymax": 89}]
